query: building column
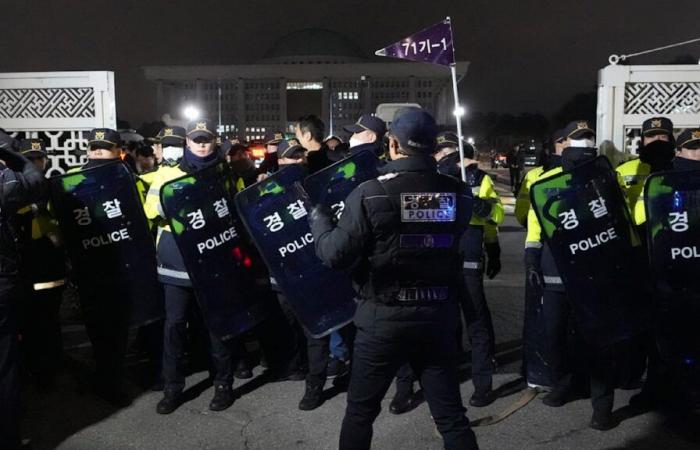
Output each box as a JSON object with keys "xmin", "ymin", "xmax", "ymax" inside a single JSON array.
[
  {"xmin": 322, "ymin": 77, "xmax": 330, "ymax": 134},
  {"xmin": 155, "ymin": 80, "xmax": 164, "ymax": 118},
  {"xmin": 279, "ymin": 77, "xmax": 287, "ymax": 132},
  {"xmin": 195, "ymin": 79, "xmax": 204, "ymax": 106},
  {"xmin": 409, "ymin": 76, "xmax": 416, "ymax": 103},
  {"xmin": 237, "ymin": 78, "xmax": 246, "ymax": 139},
  {"xmin": 363, "ymin": 77, "xmax": 372, "ymax": 115}
]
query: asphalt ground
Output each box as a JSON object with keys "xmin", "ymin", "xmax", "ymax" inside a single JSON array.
[{"xmin": 20, "ymin": 169, "xmax": 699, "ymax": 449}]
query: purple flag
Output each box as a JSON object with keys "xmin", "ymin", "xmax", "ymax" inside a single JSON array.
[{"xmin": 375, "ymin": 18, "xmax": 455, "ymax": 66}]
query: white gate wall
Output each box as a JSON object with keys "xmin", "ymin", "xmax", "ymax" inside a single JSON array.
[
  {"xmin": 0, "ymin": 71, "xmax": 116, "ymax": 175},
  {"xmin": 597, "ymin": 64, "xmax": 700, "ymax": 154}
]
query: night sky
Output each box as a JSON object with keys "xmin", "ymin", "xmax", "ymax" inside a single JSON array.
[{"xmin": 3, "ymin": 0, "xmax": 699, "ymax": 125}]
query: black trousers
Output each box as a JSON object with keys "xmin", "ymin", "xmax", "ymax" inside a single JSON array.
[
  {"xmin": 81, "ymin": 286, "xmax": 130, "ymax": 392},
  {"xmin": 394, "ymin": 363, "xmax": 415, "ymax": 394},
  {"xmin": 275, "ymin": 293, "xmax": 308, "ymax": 373},
  {"xmin": 339, "ymin": 302, "xmax": 478, "ymax": 450},
  {"xmin": 0, "ymin": 278, "xmax": 20, "ymax": 450},
  {"xmin": 162, "ymin": 284, "xmax": 233, "ymax": 392},
  {"xmin": 541, "ymin": 289, "xmax": 572, "ymax": 390},
  {"xmin": 461, "ymin": 272, "xmax": 495, "ymax": 392},
  {"xmin": 20, "ymin": 286, "xmax": 64, "ymax": 384}
]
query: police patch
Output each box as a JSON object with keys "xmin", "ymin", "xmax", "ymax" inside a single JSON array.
[{"xmin": 400, "ymin": 192, "xmax": 456, "ymax": 222}]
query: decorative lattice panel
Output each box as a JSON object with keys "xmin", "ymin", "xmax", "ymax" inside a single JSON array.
[
  {"xmin": 0, "ymin": 88, "xmax": 95, "ymax": 119},
  {"xmin": 10, "ymin": 130, "xmax": 88, "ymax": 176},
  {"xmin": 625, "ymin": 82, "xmax": 700, "ymax": 115}
]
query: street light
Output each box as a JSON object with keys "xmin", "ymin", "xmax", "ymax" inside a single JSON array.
[
  {"xmin": 453, "ymin": 105, "xmax": 466, "ymax": 117},
  {"xmin": 183, "ymin": 105, "xmax": 200, "ymax": 121},
  {"xmin": 467, "ymin": 137, "xmax": 475, "ymax": 145}
]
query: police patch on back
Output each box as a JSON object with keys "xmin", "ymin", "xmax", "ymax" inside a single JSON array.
[{"xmin": 400, "ymin": 192, "xmax": 456, "ymax": 222}]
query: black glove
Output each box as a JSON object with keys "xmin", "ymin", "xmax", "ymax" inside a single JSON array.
[
  {"xmin": 472, "ymin": 197, "xmax": 493, "ymax": 219},
  {"xmin": 485, "ymin": 242, "xmax": 501, "ymax": 279},
  {"xmin": 0, "ymin": 131, "xmax": 26, "ymax": 171},
  {"xmin": 524, "ymin": 246, "xmax": 543, "ymax": 289},
  {"xmin": 309, "ymin": 204, "xmax": 334, "ymax": 238}
]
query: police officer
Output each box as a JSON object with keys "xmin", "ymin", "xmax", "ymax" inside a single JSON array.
[
  {"xmin": 435, "ymin": 132, "xmax": 504, "ymax": 406},
  {"xmin": 309, "ymin": 109, "xmax": 478, "ymax": 450},
  {"xmin": 343, "ymin": 114, "xmax": 387, "ymax": 159},
  {"xmin": 527, "ymin": 120, "xmax": 621, "ymax": 430},
  {"xmin": 524, "ymin": 123, "xmax": 581, "ymax": 402},
  {"xmin": 0, "ymin": 131, "xmax": 48, "ymax": 450},
  {"xmin": 514, "ymin": 130, "xmax": 564, "ymax": 228},
  {"xmin": 631, "ymin": 128, "xmax": 700, "ymax": 409},
  {"xmin": 516, "ymin": 129, "xmax": 562, "ymax": 389},
  {"xmin": 256, "ymin": 130, "xmax": 285, "ymax": 177},
  {"xmin": 16, "ymin": 139, "xmax": 67, "ymax": 390},
  {"xmin": 144, "ymin": 119, "xmax": 237, "ymax": 414},
  {"xmin": 615, "ymin": 118, "xmax": 676, "ymax": 390},
  {"xmin": 616, "ymin": 117, "xmax": 676, "ymax": 229}
]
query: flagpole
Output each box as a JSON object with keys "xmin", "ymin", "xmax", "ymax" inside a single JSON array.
[{"xmin": 449, "ymin": 63, "xmax": 467, "ymax": 182}]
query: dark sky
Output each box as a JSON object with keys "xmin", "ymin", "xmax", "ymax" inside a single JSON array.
[{"xmin": 3, "ymin": 0, "xmax": 699, "ymax": 125}]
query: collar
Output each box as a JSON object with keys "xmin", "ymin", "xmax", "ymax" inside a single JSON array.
[
  {"xmin": 672, "ymin": 156, "xmax": 700, "ymax": 171},
  {"xmin": 350, "ymin": 142, "xmax": 381, "ymax": 157},
  {"xmin": 383, "ymin": 154, "xmax": 437, "ymax": 173},
  {"xmin": 83, "ymin": 158, "xmax": 122, "ymax": 170}
]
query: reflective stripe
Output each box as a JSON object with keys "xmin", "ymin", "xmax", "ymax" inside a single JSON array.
[
  {"xmin": 525, "ymin": 241, "xmax": 543, "ymax": 249},
  {"xmin": 463, "ymin": 261, "xmax": 483, "ymax": 270},
  {"xmin": 148, "ymin": 187, "xmax": 161, "ymax": 196},
  {"xmin": 157, "ymin": 266, "xmax": 190, "ymax": 280},
  {"xmin": 543, "ymin": 276, "xmax": 563, "ymax": 285},
  {"xmin": 33, "ymin": 279, "xmax": 66, "ymax": 291}
]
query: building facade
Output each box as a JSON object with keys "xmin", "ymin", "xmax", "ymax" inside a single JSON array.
[{"xmin": 143, "ymin": 29, "xmax": 469, "ymax": 141}]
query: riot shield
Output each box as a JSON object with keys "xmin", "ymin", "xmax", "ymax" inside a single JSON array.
[
  {"xmin": 160, "ymin": 163, "xmax": 269, "ymax": 340},
  {"xmin": 49, "ymin": 161, "xmax": 163, "ymax": 327},
  {"xmin": 644, "ymin": 170, "xmax": 700, "ymax": 367},
  {"xmin": 530, "ymin": 156, "xmax": 650, "ymax": 347},
  {"xmin": 234, "ymin": 164, "xmax": 357, "ymax": 338},
  {"xmin": 304, "ymin": 150, "xmax": 380, "ymax": 219}
]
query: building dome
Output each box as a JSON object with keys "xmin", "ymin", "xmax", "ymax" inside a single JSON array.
[{"xmin": 260, "ymin": 29, "xmax": 367, "ymax": 63}]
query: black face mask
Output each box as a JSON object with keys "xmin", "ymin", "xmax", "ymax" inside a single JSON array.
[
  {"xmin": 638, "ymin": 140, "xmax": 676, "ymax": 172},
  {"xmin": 561, "ymin": 146, "xmax": 597, "ymax": 171}
]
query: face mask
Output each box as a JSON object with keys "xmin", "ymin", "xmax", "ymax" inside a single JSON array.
[
  {"xmin": 562, "ymin": 147, "xmax": 597, "ymax": 171},
  {"xmin": 639, "ymin": 140, "xmax": 675, "ymax": 171},
  {"xmin": 349, "ymin": 136, "xmax": 363, "ymax": 148},
  {"xmin": 162, "ymin": 146, "xmax": 183, "ymax": 163},
  {"xmin": 569, "ymin": 138, "xmax": 596, "ymax": 148}
]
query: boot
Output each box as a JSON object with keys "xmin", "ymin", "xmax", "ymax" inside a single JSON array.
[
  {"xmin": 589, "ymin": 408, "xmax": 616, "ymax": 431},
  {"xmin": 209, "ymin": 384, "xmax": 234, "ymax": 411},
  {"xmin": 469, "ymin": 388, "xmax": 496, "ymax": 407},
  {"xmin": 298, "ymin": 383, "xmax": 324, "ymax": 411},
  {"xmin": 156, "ymin": 389, "xmax": 183, "ymax": 414},
  {"xmin": 389, "ymin": 389, "xmax": 420, "ymax": 415}
]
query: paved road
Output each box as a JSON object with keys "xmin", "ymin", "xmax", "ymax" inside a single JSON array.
[{"xmin": 22, "ymin": 173, "xmax": 699, "ymax": 449}]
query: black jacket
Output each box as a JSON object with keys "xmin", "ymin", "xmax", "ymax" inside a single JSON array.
[
  {"xmin": 311, "ymin": 154, "xmax": 472, "ymax": 305},
  {"xmin": 0, "ymin": 148, "xmax": 48, "ymax": 276}
]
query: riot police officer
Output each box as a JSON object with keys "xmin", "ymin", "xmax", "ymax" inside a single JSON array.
[
  {"xmin": 343, "ymin": 114, "xmax": 387, "ymax": 159},
  {"xmin": 0, "ymin": 131, "xmax": 48, "ymax": 450},
  {"xmin": 435, "ymin": 132, "xmax": 504, "ymax": 407},
  {"xmin": 16, "ymin": 139, "xmax": 67, "ymax": 390},
  {"xmin": 309, "ymin": 109, "xmax": 478, "ymax": 450},
  {"xmin": 144, "ymin": 119, "xmax": 237, "ymax": 414}
]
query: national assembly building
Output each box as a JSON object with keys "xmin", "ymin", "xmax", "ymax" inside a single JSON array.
[{"xmin": 143, "ymin": 29, "xmax": 469, "ymax": 141}]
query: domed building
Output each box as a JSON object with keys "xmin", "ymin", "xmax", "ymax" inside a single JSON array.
[{"xmin": 143, "ymin": 29, "xmax": 468, "ymax": 140}]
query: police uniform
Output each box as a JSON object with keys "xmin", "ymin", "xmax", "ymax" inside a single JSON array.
[
  {"xmin": 0, "ymin": 132, "xmax": 48, "ymax": 450},
  {"xmin": 68, "ymin": 129, "xmax": 140, "ymax": 405},
  {"xmin": 525, "ymin": 122, "xmax": 595, "ymax": 402},
  {"xmin": 144, "ymin": 120, "xmax": 237, "ymax": 414},
  {"xmin": 614, "ymin": 118, "xmax": 676, "ymax": 389},
  {"xmin": 342, "ymin": 114, "xmax": 387, "ymax": 160},
  {"xmin": 436, "ymin": 133, "xmax": 504, "ymax": 406},
  {"xmin": 310, "ymin": 109, "xmax": 478, "ymax": 450},
  {"xmin": 140, "ymin": 126, "xmax": 186, "ymax": 187},
  {"xmin": 518, "ymin": 130, "xmax": 562, "ymax": 388},
  {"xmin": 527, "ymin": 121, "xmax": 622, "ymax": 430},
  {"xmin": 16, "ymin": 139, "xmax": 66, "ymax": 388},
  {"xmin": 256, "ymin": 131, "xmax": 285, "ymax": 176},
  {"xmin": 631, "ymin": 129, "xmax": 700, "ymax": 409}
]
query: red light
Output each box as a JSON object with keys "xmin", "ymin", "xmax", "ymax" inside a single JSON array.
[
  {"xmin": 243, "ymin": 257, "xmax": 252, "ymax": 268},
  {"xmin": 250, "ymin": 145, "xmax": 266, "ymax": 159},
  {"xmin": 232, "ymin": 246, "xmax": 242, "ymax": 261}
]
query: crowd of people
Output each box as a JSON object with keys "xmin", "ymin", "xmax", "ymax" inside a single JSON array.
[{"xmin": 0, "ymin": 105, "xmax": 697, "ymax": 450}]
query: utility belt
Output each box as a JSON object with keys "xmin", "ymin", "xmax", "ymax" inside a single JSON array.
[{"xmin": 371, "ymin": 285, "xmax": 454, "ymax": 306}]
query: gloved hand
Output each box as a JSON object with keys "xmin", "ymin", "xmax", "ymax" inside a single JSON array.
[
  {"xmin": 524, "ymin": 246, "xmax": 543, "ymax": 289},
  {"xmin": 472, "ymin": 197, "xmax": 493, "ymax": 219},
  {"xmin": 0, "ymin": 131, "xmax": 26, "ymax": 171},
  {"xmin": 309, "ymin": 204, "xmax": 334, "ymax": 237},
  {"xmin": 485, "ymin": 242, "xmax": 501, "ymax": 279}
]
